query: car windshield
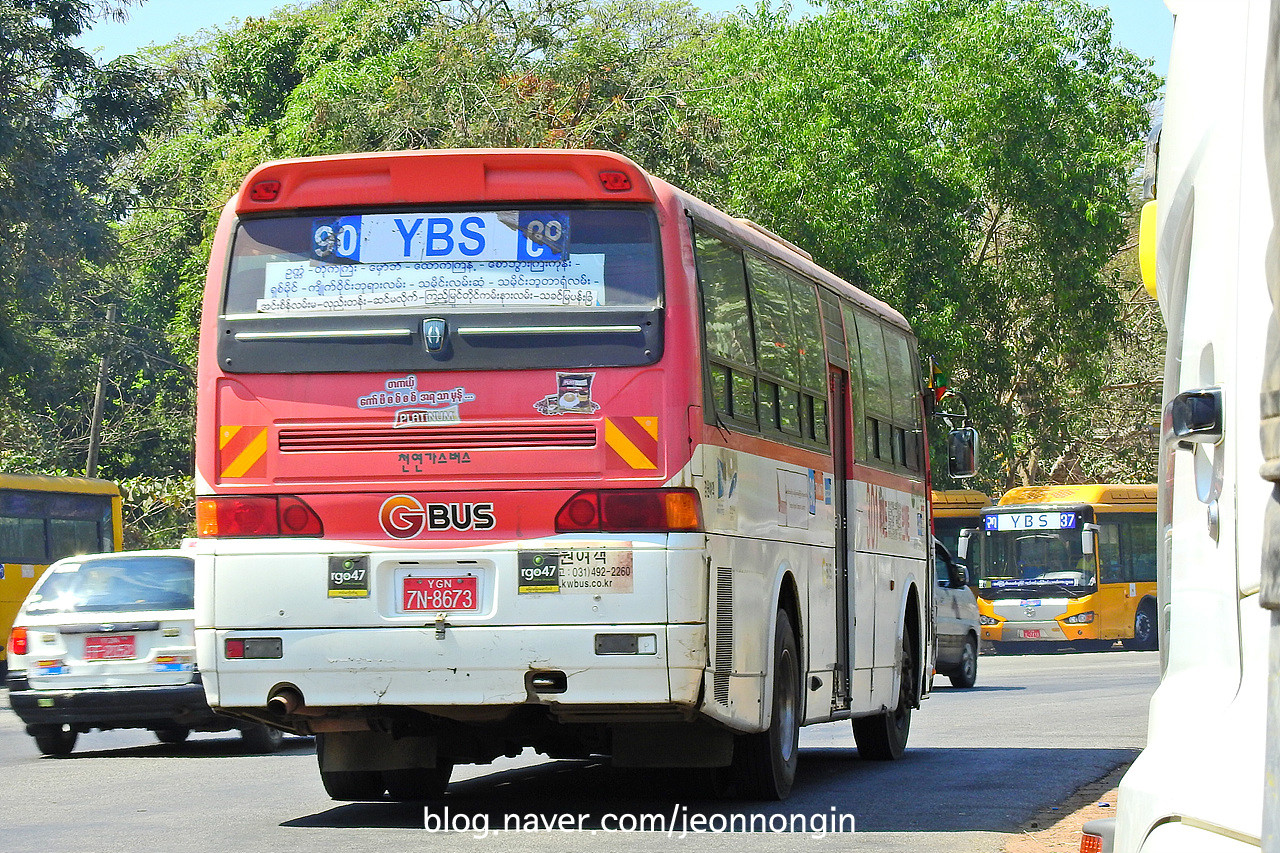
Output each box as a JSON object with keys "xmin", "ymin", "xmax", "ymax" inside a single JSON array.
[
  {"xmin": 971, "ymin": 531, "xmax": 1097, "ymax": 599},
  {"xmin": 24, "ymin": 555, "xmax": 195, "ymax": 615}
]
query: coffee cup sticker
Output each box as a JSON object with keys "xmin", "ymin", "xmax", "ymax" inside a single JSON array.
[{"xmin": 535, "ymin": 372, "xmax": 600, "ymax": 415}]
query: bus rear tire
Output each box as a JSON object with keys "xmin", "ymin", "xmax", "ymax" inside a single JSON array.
[
  {"xmin": 853, "ymin": 629, "xmax": 915, "ymax": 760},
  {"xmin": 383, "ymin": 764, "xmax": 453, "ymax": 801},
  {"xmin": 1124, "ymin": 601, "xmax": 1158, "ymax": 651},
  {"xmin": 154, "ymin": 726, "xmax": 190, "ymax": 745},
  {"xmin": 321, "ymin": 769, "xmax": 386, "ymax": 801},
  {"xmin": 316, "ymin": 733, "xmax": 386, "ymax": 800},
  {"xmin": 739, "ymin": 609, "xmax": 801, "ymax": 800}
]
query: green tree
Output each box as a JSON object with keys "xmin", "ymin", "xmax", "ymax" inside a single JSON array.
[
  {"xmin": 116, "ymin": 0, "xmax": 725, "ymax": 361},
  {"xmin": 0, "ymin": 0, "xmax": 173, "ymax": 476},
  {"xmin": 699, "ymin": 0, "xmax": 1161, "ymax": 490}
]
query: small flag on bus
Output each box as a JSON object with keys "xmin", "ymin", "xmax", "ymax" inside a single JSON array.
[{"xmin": 927, "ymin": 357, "xmax": 949, "ymax": 404}]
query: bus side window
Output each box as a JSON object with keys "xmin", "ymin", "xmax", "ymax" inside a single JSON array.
[
  {"xmin": 1124, "ymin": 516, "xmax": 1158, "ymax": 583},
  {"xmin": 853, "ymin": 312, "xmax": 893, "ymax": 464},
  {"xmin": 840, "ymin": 303, "xmax": 867, "ymax": 464},
  {"xmin": 0, "ymin": 515, "xmax": 48, "ymax": 564},
  {"xmin": 787, "ymin": 275, "xmax": 827, "ymax": 444},
  {"xmin": 745, "ymin": 255, "xmax": 805, "ymax": 437},
  {"xmin": 49, "ymin": 518, "xmax": 102, "ymax": 561},
  {"xmin": 693, "ymin": 227, "xmax": 757, "ymax": 426},
  {"xmin": 1099, "ymin": 523, "xmax": 1123, "ymax": 583},
  {"xmin": 884, "ymin": 326, "xmax": 921, "ymax": 470}
]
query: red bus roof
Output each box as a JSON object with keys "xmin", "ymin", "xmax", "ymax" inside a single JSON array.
[{"xmin": 234, "ymin": 148, "xmax": 656, "ymax": 215}]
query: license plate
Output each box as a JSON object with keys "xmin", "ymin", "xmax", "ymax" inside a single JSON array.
[
  {"xmin": 1020, "ymin": 629, "xmax": 1041, "ymax": 639},
  {"xmin": 84, "ymin": 635, "xmax": 136, "ymax": 660},
  {"xmin": 401, "ymin": 576, "xmax": 479, "ymax": 612}
]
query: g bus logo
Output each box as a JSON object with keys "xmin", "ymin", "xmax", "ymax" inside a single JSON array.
[
  {"xmin": 379, "ymin": 495, "xmax": 427, "ymax": 539},
  {"xmin": 427, "ymin": 503, "xmax": 496, "ymax": 532}
]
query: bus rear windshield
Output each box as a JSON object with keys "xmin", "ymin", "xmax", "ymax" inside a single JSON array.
[
  {"xmin": 218, "ymin": 207, "xmax": 663, "ymax": 373},
  {"xmin": 225, "ymin": 208, "xmax": 661, "ymax": 315}
]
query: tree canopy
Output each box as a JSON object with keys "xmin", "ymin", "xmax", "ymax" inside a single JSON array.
[
  {"xmin": 0, "ymin": 0, "xmax": 1164, "ymax": 541},
  {"xmin": 0, "ymin": 0, "xmax": 174, "ymax": 475},
  {"xmin": 697, "ymin": 0, "xmax": 1161, "ymax": 489}
]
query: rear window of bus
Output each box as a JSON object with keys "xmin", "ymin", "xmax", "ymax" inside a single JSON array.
[{"xmin": 223, "ymin": 207, "xmax": 662, "ymax": 316}]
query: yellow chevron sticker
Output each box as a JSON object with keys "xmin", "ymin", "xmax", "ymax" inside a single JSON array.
[
  {"xmin": 636, "ymin": 416, "xmax": 659, "ymax": 440},
  {"xmin": 605, "ymin": 417, "xmax": 658, "ymax": 469},
  {"xmin": 220, "ymin": 426, "xmax": 268, "ymax": 479}
]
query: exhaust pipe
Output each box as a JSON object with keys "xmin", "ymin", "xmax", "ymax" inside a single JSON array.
[{"xmin": 267, "ymin": 685, "xmax": 304, "ymax": 717}]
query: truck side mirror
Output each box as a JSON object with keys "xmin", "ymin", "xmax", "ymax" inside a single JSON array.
[
  {"xmin": 948, "ymin": 427, "xmax": 979, "ymax": 479},
  {"xmin": 1168, "ymin": 387, "xmax": 1223, "ymax": 448}
]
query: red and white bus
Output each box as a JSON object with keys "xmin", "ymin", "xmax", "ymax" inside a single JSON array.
[{"xmin": 193, "ymin": 149, "xmax": 964, "ymax": 801}]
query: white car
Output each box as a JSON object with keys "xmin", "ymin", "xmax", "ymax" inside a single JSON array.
[
  {"xmin": 5, "ymin": 549, "xmax": 284, "ymax": 756},
  {"xmin": 933, "ymin": 540, "xmax": 980, "ymax": 688}
]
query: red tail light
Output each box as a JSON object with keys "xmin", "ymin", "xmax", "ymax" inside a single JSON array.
[
  {"xmin": 197, "ymin": 496, "xmax": 323, "ymax": 538},
  {"xmin": 249, "ymin": 180, "xmax": 281, "ymax": 202},
  {"xmin": 599, "ymin": 170, "xmax": 632, "ymax": 192},
  {"xmin": 8, "ymin": 626, "xmax": 28, "ymax": 657},
  {"xmin": 555, "ymin": 489, "xmax": 702, "ymax": 533}
]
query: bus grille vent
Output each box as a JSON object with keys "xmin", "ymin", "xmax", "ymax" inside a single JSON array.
[
  {"xmin": 714, "ymin": 567, "xmax": 733, "ymax": 706},
  {"xmin": 278, "ymin": 423, "xmax": 598, "ymax": 453}
]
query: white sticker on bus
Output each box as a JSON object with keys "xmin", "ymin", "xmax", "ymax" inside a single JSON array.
[
  {"xmin": 777, "ymin": 469, "xmax": 811, "ymax": 529},
  {"xmin": 258, "ymin": 255, "xmax": 606, "ymax": 313}
]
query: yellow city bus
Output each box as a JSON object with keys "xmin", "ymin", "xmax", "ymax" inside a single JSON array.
[
  {"xmin": 0, "ymin": 474, "xmax": 123, "ymax": 671},
  {"xmin": 931, "ymin": 489, "xmax": 991, "ymax": 558},
  {"xmin": 961, "ymin": 484, "xmax": 1156, "ymax": 650}
]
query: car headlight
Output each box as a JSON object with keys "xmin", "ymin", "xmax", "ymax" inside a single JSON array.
[
  {"xmin": 1062, "ymin": 611, "xmax": 1095, "ymax": 624},
  {"xmin": 979, "ymin": 614, "xmax": 998, "ymax": 626}
]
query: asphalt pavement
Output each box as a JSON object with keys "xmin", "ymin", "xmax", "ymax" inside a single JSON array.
[{"xmin": 0, "ymin": 648, "xmax": 1159, "ymax": 852}]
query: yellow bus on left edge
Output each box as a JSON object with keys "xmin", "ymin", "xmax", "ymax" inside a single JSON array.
[{"xmin": 0, "ymin": 475, "xmax": 123, "ymax": 671}]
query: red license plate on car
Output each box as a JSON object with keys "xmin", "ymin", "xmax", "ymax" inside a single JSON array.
[
  {"xmin": 84, "ymin": 635, "xmax": 136, "ymax": 660},
  {"xmin": 1021, "ymin": 629, "xmax": 1041, "ymax": 639},
  {"xmin": 401, "ymin": 576, "xmax": 479, "ymax": 612}
]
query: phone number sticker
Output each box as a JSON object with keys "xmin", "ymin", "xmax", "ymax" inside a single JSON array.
[{"xmin": 517, "ymin": 548, "xmax": 634, "ymax": 594}]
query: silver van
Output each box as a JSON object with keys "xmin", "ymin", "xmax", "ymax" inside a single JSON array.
[{"xmin": 933, "ymin": 540, "xmax": 980, "ymax": 688}]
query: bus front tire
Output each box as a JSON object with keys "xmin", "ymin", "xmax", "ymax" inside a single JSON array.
[
  {"xmin": 852, "ymin": 630, "xmax": 915, "ymax": 760},
  {"xmin": 739, "ymin": 609, "xmax": 801, "ymax": 800},
  {"xmin": 1124, "ymin": 602, "xmax": 1158, "ymax": 651}
]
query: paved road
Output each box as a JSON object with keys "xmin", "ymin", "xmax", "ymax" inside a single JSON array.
[{"xmin": 0, "ymin": 649, "xmax": 1158, "ymax": 852}]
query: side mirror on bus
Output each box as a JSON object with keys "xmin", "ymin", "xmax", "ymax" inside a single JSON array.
[
  {"xmin": 1082, "ymin": 523, "xmax": 1099, "ymax": 556},
  {"xmin": 957, "ymin": 528, "xmax": 973, "ymax": 561},
  {"xmin": 947, "ymin": 428, "xmax": 979, "ymax": 479},
  {"xmin": 1168, "ymin": 387, "xmax": 1223, "ymax": 448}
]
